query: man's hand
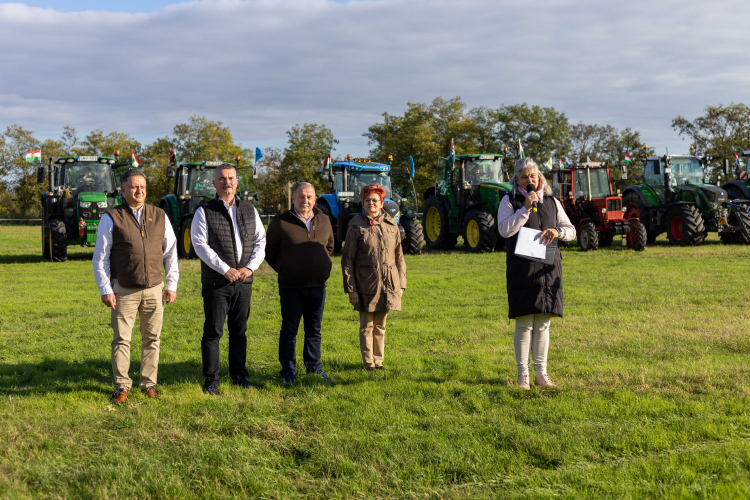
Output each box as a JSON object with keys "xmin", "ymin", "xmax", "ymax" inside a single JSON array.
[
  {"xmin": 236, "ymin": 268, "xmax": 253, "ymax": 282},
  {"xmin": 101, "ymin": 294, "xmax": 117, "ymax": 310},
  {"xmin": 399, "ymin": 289, "xmax": 404, "ymax": 297},
  {"xmin": 224, "ymin": 268, "xmax": 241, "ymax": 282},
  {"xmin": 523, "ymin": 191, "xmax": 539, "ymax": 211},
  {"xmin": 348, "ymin": 292, "xmax": 359, "ymax": 306},
  {"xmin": 539, "ymin": 228, "xmax": 560, "ymax": 245},
  {"xmin": 162, "ymin": 289, "xmax": 176, "ymax": 305}
]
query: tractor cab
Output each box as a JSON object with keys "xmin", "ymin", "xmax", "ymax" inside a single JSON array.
[
  {"xmin": 552, "ymin": 162, "xmax": 624, "ymax": 224},
  {"xmin": 723, "ymin": 150, "xmax": 750, "ymax": 201}
]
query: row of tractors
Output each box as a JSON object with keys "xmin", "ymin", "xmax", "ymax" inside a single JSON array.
[{"xmin": 37, "ymin": 148, "xmax": 750, "ymax": 262}]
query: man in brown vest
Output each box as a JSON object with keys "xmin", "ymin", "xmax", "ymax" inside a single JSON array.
[{"xmin": 93, "ymin": 168, "xmax": 179, "ymax": 404}]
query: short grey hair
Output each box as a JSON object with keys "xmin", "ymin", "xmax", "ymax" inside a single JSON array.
[
  {"xmin": 214, "ymin": 164, "xmax": 237, "ymax": 179},
  {"xmin": 293, "ymin": 182, "xmax": 316, "ymax": 196},
  {"xmin": 512, "ymin": 158, "xmax": 552, "ymax": 196},
  {"xmin": 121, "ymin": 168, "xmax": 146, "ymax": 186}
]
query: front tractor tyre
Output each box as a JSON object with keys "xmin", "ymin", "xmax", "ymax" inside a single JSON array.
[
  {"xmin": 627, "ymin": 221, "xmax": 647, "ymax": 251},
  {"xmin": 720, "ymin": 211, "xmax": 750, "ymax": 245},
  {"xmin": 50, "ymin": 219, "xmax": 67, "ymax": 262},
  {"xmin": 179, "ymin": 217, "xmax": 197, "ymax": 258},
  {"xmin": 462, "ymin": 210, "xmax": 497, "ymax": 253},
  {"xmin": 422, "ymin": 197, "xmax": 457, "ymax": 250},
  {"xmin": 666, "ymin": 205, "xmax": 705, "ymax": 246},
  {"xmin": 400, "ymin": 216, "xmax": 423, "ymax": 255},
  {"xmin": 578, "ymin": 222, "xmax": 599, "ymax": 251}
]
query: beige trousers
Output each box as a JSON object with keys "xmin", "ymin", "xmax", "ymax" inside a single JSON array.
[
  {"xmin": 514, "ymin": 313, "xmax": 551, "ymax": 377},
  {"xmin": 111, "ymin": 279, "xmax": 164, "ymax": 390},
  {"xmin": 359, "ymin": 310, "xmax": 388, "ymax": 368}
]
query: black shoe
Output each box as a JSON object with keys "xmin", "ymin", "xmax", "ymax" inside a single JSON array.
[
  {"xmin": 282, "ymin": 372, "xmax": 296, "ymax": 384},
  {"xmin": 364, "ymin": 366, "xmax": 375, "ymax": 371},
  {"xmin": 317, "ymin": 370, "xmax": 331, "ymax": 380},
  {"xmin": 232, "ymin": 378, "xmax": 255, "ymax": 389},
  {"xmin": 374, "ymin": 366, "xmax": 386, "ymax": 371},
  {"xmin": 203, "ymin": 384, "xmax": 220, "ymax": 396}
]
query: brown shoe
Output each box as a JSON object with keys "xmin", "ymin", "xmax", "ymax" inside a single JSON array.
[
  {"xmin": 111, "ymin": 388, "xmax": 129, "ymax": 404},
  {"xmin": 141, "ymin": 386, "xmax": 159, "ymax": 398}
]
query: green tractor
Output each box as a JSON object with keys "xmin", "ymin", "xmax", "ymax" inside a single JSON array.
[
  {"xmin": 622, "ymin": 154, "xmax": 749, "ymax": 245},
  {"xmin": 159, "ymin": 158, "xmax": 262, "ymax": 258},
  {"xmin": 422, "ymin": 154, "xmax": 512, "ymax": 252},
  {"xmin": 722, "ymin": 150, "xmax": 750, "ymax": 201},
  {"xmin": 38, "ymin": 154, "xmax": 121, "ymax": 261}
]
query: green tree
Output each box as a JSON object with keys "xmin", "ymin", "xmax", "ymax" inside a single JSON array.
[
  {"xmin": 139, "ymin": 137, "xmax": 175, "ymax": 204},
  {"xmin": 76, "ymin": 129, "xmax": 141, "ymax": 159},
  {"xmin": 279, "ymin": 123, "xmax": 338, "ymax": 195},
  {"xmin": 0, "ymin": 125, "xmax": 46, "ymax": 216},
  {"xmin": 255, "ymin": 147, "xmax": 286, "ymax": 212},
  {"xmin": 672, "ymin": 103, "xmax": 750, "ymax": 182},
  {"xmin": 172, "ymin": 115, "xmax": 251, "ymax": 164}
]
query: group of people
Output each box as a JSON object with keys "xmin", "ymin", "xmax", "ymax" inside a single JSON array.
[{"xmin": 92, "ymin": 156, "xmax": 574, "ymax": 403}]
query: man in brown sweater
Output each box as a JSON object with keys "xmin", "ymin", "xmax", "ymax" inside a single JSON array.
[{"xmin": 265, "ymin": 182, "xmax": 334, "ymax": 384}]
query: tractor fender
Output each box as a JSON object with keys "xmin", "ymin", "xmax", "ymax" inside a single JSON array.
[
  {"xmin": 722, "ymin": 180, "xmax": 750, "ymax": 199},
  {"xmin": 401, "ymin": 212, "xmax": 419, "ymax": 220},
  {"xmin": 664, "ymin": 201, "xmax": 695, "ymax": 212},
  {"xmin": 423, "ymin": 186, "xmax": 436, "ymax": 201},
  {"xmin": 622, "ymin": 186, "xmax": 651, "ymax": 209},
  {"xmin": 318, "ymin": 193, "xmax": 340, "ymax": 218},
  {"xmin": 160, "ymin": 194, "xmax": 179, "ymax": 223}
]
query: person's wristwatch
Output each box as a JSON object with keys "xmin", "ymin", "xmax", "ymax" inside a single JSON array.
[{"xmin": 555, "ymin": 227, "xmax": 563, "ymax": 237}]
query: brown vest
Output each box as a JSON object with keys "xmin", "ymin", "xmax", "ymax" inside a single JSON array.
[{"xmin": 108, "ymin": 203, "xmax": 166, "ymax": 289}]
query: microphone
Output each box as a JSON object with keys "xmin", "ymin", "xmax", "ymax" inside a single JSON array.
[{"xmin": 527, "ymin": 183, "xmax": 538, "ymax": 212}]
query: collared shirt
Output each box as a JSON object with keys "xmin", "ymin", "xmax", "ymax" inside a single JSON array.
[
  {"xmin": 92, "ymin": 204, "xmax": 180, "ymax": 296},
  {"xmin": 497, "ymin": 194, "xmax": 576, "ymax": 241},
  {"xmin": 293, "ymin": 206, "xmax": 315, "ymax": 232},
  {"xmin": 191, "ymin": 196, "xmax": 267, "ymax": 275}
]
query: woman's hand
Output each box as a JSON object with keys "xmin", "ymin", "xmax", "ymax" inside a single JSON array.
[
  {"xmin": 539, "ymin": 228, "xmax": 559, "ymax": 245},
  {"xmin": 523, "ymin": 191, "xmax": 539, "ymax": 211},
  {"xmin": 348, "ymin": 292, "xmax": 359, "ymax": 306}
]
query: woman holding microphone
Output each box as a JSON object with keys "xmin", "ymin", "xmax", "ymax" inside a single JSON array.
[
  {"xmin": 341, "ymin": 184, "xmax": 407, "ymax": 370},
  {"xmin": 497, "ymin": 158, "xmax": 576, "ymax": 389}
]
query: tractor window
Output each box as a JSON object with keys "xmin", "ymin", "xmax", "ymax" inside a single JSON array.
[
  {"xmin": 63, "ymin": 162, "xmax": 112, "ymax": 193},
  {"xmin": 437, "ymin": 158, "xmax": 449, "ymax": 185},
  {"xmin": 573, "ymin": 169, "xmax": 611, "ymax": 198},
  {"xmin": 349, "ymin": 172, "xmax": 392, "ymax": 199},
  {"xmin": 552, "ymin": 172, "xmax": 560, "ymax": 197},
  {"xmin": 644, "ymin": 160, "xmax": 665, "ymax": 189},
  {"xmin": 465, "ymin": 158, "xmax": 503, "ymax": 185},
  {"xmin": 559, "ymin": 171, "xmax": 572, "ymax": 198},
  {"xmin": 334, "ymin": 172, "xmax": 344, "ymax": 192},
  {"xmin": 190, "ymin": 169, "xmax": 215, "ymax": 196},
  {"xmin": 670, "ymin": 157, "xmax": 703, "ymax": 186}
]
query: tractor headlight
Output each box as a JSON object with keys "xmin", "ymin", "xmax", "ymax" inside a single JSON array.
[
  {"xmin": 711, "ymin": 202, "xmax": 719, "ymax": 210},
  {"xmin": 97, "ymin": 201, "xmax": 107, "ymax": 208},
  {"xmin": 80, "ymin": 202, "xmax": 91, "ymax": 208},
  {"xmin": 601, "ymin": 208, "xmax": 606, "ymax": 214}
]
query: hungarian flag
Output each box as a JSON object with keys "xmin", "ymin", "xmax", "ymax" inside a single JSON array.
[
  {"xmin": 624, "ymin": 153, "xmax": 633, "ymax": 164},
  {"xmin": 321, "ymin": 153, "xmax": 332, "ymax": 172},
  {"xmin": 449, "ymin": 138, "xmax": 455, "ymax": 170},
  {"xmin": 131, "ymin": 150, "xmax": 141, "ymax": 168},
  {"xmin": 559, "ymin": 158, "xmax": 564, "ymax": 167},
  {"xmin": 517, "ymin": 140, "xmax": 524, "ymax": 159},
  {"xmin": 25, "ymin": 149, "xmax": 41, "ymax": 162},
  {"xmin": 169, "ymin": 144, "xmax": 176, "ymax": 166}
]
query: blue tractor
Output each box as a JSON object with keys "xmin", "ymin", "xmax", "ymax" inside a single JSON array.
[{"xmin": 316, "ymin": 155, "xmax": 424, "ymax": 254}]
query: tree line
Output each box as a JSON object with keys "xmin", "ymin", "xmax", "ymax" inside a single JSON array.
[{"xmin": 2, "ymin": 99, "xmax": 749, "ymax": 218}]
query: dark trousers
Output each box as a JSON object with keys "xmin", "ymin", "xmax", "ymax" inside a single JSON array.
[
  {"xmin": 278, "ymin": 286, "xmax": 326, "ymax": 376},
  {"xmin": 201, "ymin": 281, "xmax": 252, "ymax": 387}
]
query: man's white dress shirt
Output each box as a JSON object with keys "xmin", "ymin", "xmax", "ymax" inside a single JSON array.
[
  {"xmin": 93, "ymin": 204, "xmax": 180, "ymax": 296},
  {"xmin": 191, "ymin": 197, "xmax": 266, "ymax": 275},
  {"xmin": 293, "ymin": 206, "xmax": 315, "ymax": 232}
]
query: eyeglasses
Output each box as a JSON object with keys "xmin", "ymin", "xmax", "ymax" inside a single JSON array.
[{"xmin": 363, "ymin": 198, "xmax": 380, "ymax": 204}]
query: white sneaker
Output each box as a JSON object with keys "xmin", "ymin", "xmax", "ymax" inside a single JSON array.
[
  {"xmin": 535, "ymin": 373, "xmax": 556, "ymax": 387},
  {"xmin": 517, "ymin": 374, "xmax": 530, "ymax": 390}
]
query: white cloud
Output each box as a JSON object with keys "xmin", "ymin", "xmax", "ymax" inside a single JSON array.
[{"xmin": 1, "ymin": 0, "xmax": 750, "ymax": 156}]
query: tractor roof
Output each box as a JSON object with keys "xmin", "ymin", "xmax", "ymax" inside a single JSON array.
[
  {"xmin": 442, "ymin": 154, "xmax": 504, "ymax": 160},
  {"xmin": 55, "ymin": 155, "xmax": 117, "ymax": 164},
  {"xmin": 332, "ymin": 159, "xmax": 391, "ymax": 173},
  {"xmin": 179, "ymin": 161, "xmax": 235, "ymax": 168}
]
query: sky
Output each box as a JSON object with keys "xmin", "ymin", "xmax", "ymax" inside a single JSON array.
[{"xmin": 1, "ymin": 0, "xmax": 749, "ymax": 160}]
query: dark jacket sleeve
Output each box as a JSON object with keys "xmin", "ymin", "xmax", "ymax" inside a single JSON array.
[
  {"xmin": 264, "ymin": 215, "xmax": 282, "ymax": 271},
  {"xmin": 326, "ymin": 218, "xmax": 335, "ymax": 257}
]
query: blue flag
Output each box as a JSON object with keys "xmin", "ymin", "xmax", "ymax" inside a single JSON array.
[
  {"xmin": 409, "ymin": 156, "xmax": 415, "ymax": 179},
  {"xmin": 255, "ymin": 147, "xmax": 263, "ymax": 163}
]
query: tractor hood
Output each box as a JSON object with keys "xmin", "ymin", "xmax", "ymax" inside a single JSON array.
[
  {"xmin": 481, "ymin": 182, "xmax": 513, "ymax": 192},
  {"xmin": 79, "ymin": 192, "xmax": 107, "ymax": 203},
  {"xmin": 698, "ymin": 185, "xmax": 728, "ymax": 204}
]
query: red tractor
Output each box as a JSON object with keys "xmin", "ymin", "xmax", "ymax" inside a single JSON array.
[{"xmin": 551, "ymin": 162, "xmax": 647, "ymax": 251}]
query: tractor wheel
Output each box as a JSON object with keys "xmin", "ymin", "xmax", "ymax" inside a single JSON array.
[
  {"xmin": 422, "ymin": 197, "xmax": 457, "ymax": 250},
  {"xmin": 317, "ymin": 200, "xmax": 342, "ymax": 253},
  {"xmin": 720, "ymin": 211, "xmax": 750, "ymax": 245},
  {"xmin": 50, "ymin": 219, "xmax": 67, "ymax": 262},
  {"xmin": 666, "ymin": 205, "xmax": 705, "ymax": 246},
  {"xmin": 400, "ymin": 216, "xmax": 423, "ymax": 255},
  {"xmin": 627, "ymin": 221, "xmax": 647, "ymax": 251},
  {"xmin": 462, "ymin": 210, "xmax": 496, "ymax": 253},
  {"xmin": 179, "ymin": 217, "xmax": 197, "ymax": 258},
  {"xmin": 578, "ymin": 222, "xmax": 599, "ymax": 251},
  {"xmin": 42, "ymin": 223, "xmax": 50, "ymax": 259},
  {"xmin": 623, "ymin": 190, "xmax": 657, "ymax": 242}
]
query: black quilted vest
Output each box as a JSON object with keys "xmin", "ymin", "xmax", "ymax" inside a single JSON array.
[
  {"xmin": 200, "ymin": 197, "xmax": 257, "ymax": 285},
  {"xmin": 505, "ymin": 188, "xmax": 564, "ymax": 319}
]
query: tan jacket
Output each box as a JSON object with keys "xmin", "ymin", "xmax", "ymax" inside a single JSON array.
[{"xmin": 341, "ymin": 212, "xmax": 407, "ymax": 312}]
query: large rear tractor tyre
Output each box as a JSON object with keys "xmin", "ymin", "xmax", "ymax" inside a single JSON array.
[
  {"xmin": 179, "ymin": 217, "xmax": 197, "ymax": 258},
  {"xmin": 578, "ymin": 222, "xmax": 599, "ymax": 251},
  {"xmin": 627, "ymin": 221, "xmax": 647, "ymax": 251},
  {"xmin": 422, "ymin": 197, "xmax": 457, "ymax": 250},
  {"xmin": 50, "ymin": 219, "xmax": 67, "ymax": 262},
  {"xmin": 42, "ymin": 224, "xmax": 50, "ymax": 259},
  {"xmin": 400, "ymin": 216, "xmax": 423, "ymax": 255},
  {"xmin": 720, "ymin": 211, "xmax": 750, "ymax": 245},
  {"xmin": 666, "ymin": 205, "xmax": 705, "ymax": 246},
  {"xmin": 462, "ymin": 210, "xmax": 496, "ymax": 253},
  {"xmin": 317, "ymin": 200, "xmax": 342, "ymax": 254}
]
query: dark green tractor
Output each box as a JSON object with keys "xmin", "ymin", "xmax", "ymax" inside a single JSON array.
[
  {"xmin": 422, "ymin": 154, "xmax": 512, "ymax": 252},
  {"xmin": 622, "ymin": 154, "xmax": 749, "ymax": 245},
  {"xmin": 38, "ymin": 155, "xmax": 122, "ymax": 261},
  {"xmin": 722, "ymin": 150, "xmax": 750, "ymax": 202},
  {"xmin": 159, "ymin": 159, "xmax": 262, "ymax": 258}
]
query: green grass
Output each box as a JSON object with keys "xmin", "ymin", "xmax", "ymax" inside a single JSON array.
[{"xmin": 1, "ymin": 225, "xmax": 750, "ymax": 499}]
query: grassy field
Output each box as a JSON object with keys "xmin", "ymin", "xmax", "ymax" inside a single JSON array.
[{"xmin": 1, "ymin": 224, "xmax": 750, "ymax": 499}]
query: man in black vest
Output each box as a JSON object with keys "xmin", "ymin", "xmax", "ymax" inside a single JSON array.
[{"xmin": 191, "ymin": 164, "xmax": 266, "ymax": 395}]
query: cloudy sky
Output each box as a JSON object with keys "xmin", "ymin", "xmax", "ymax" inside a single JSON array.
[{"xmin": 1, "ymin": 0, "xmax": 748, "ymax": 159}]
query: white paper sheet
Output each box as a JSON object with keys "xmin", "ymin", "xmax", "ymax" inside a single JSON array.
[{"xmin": 514, "ymin": 226, "xmax": 547, "ymax": 259}]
